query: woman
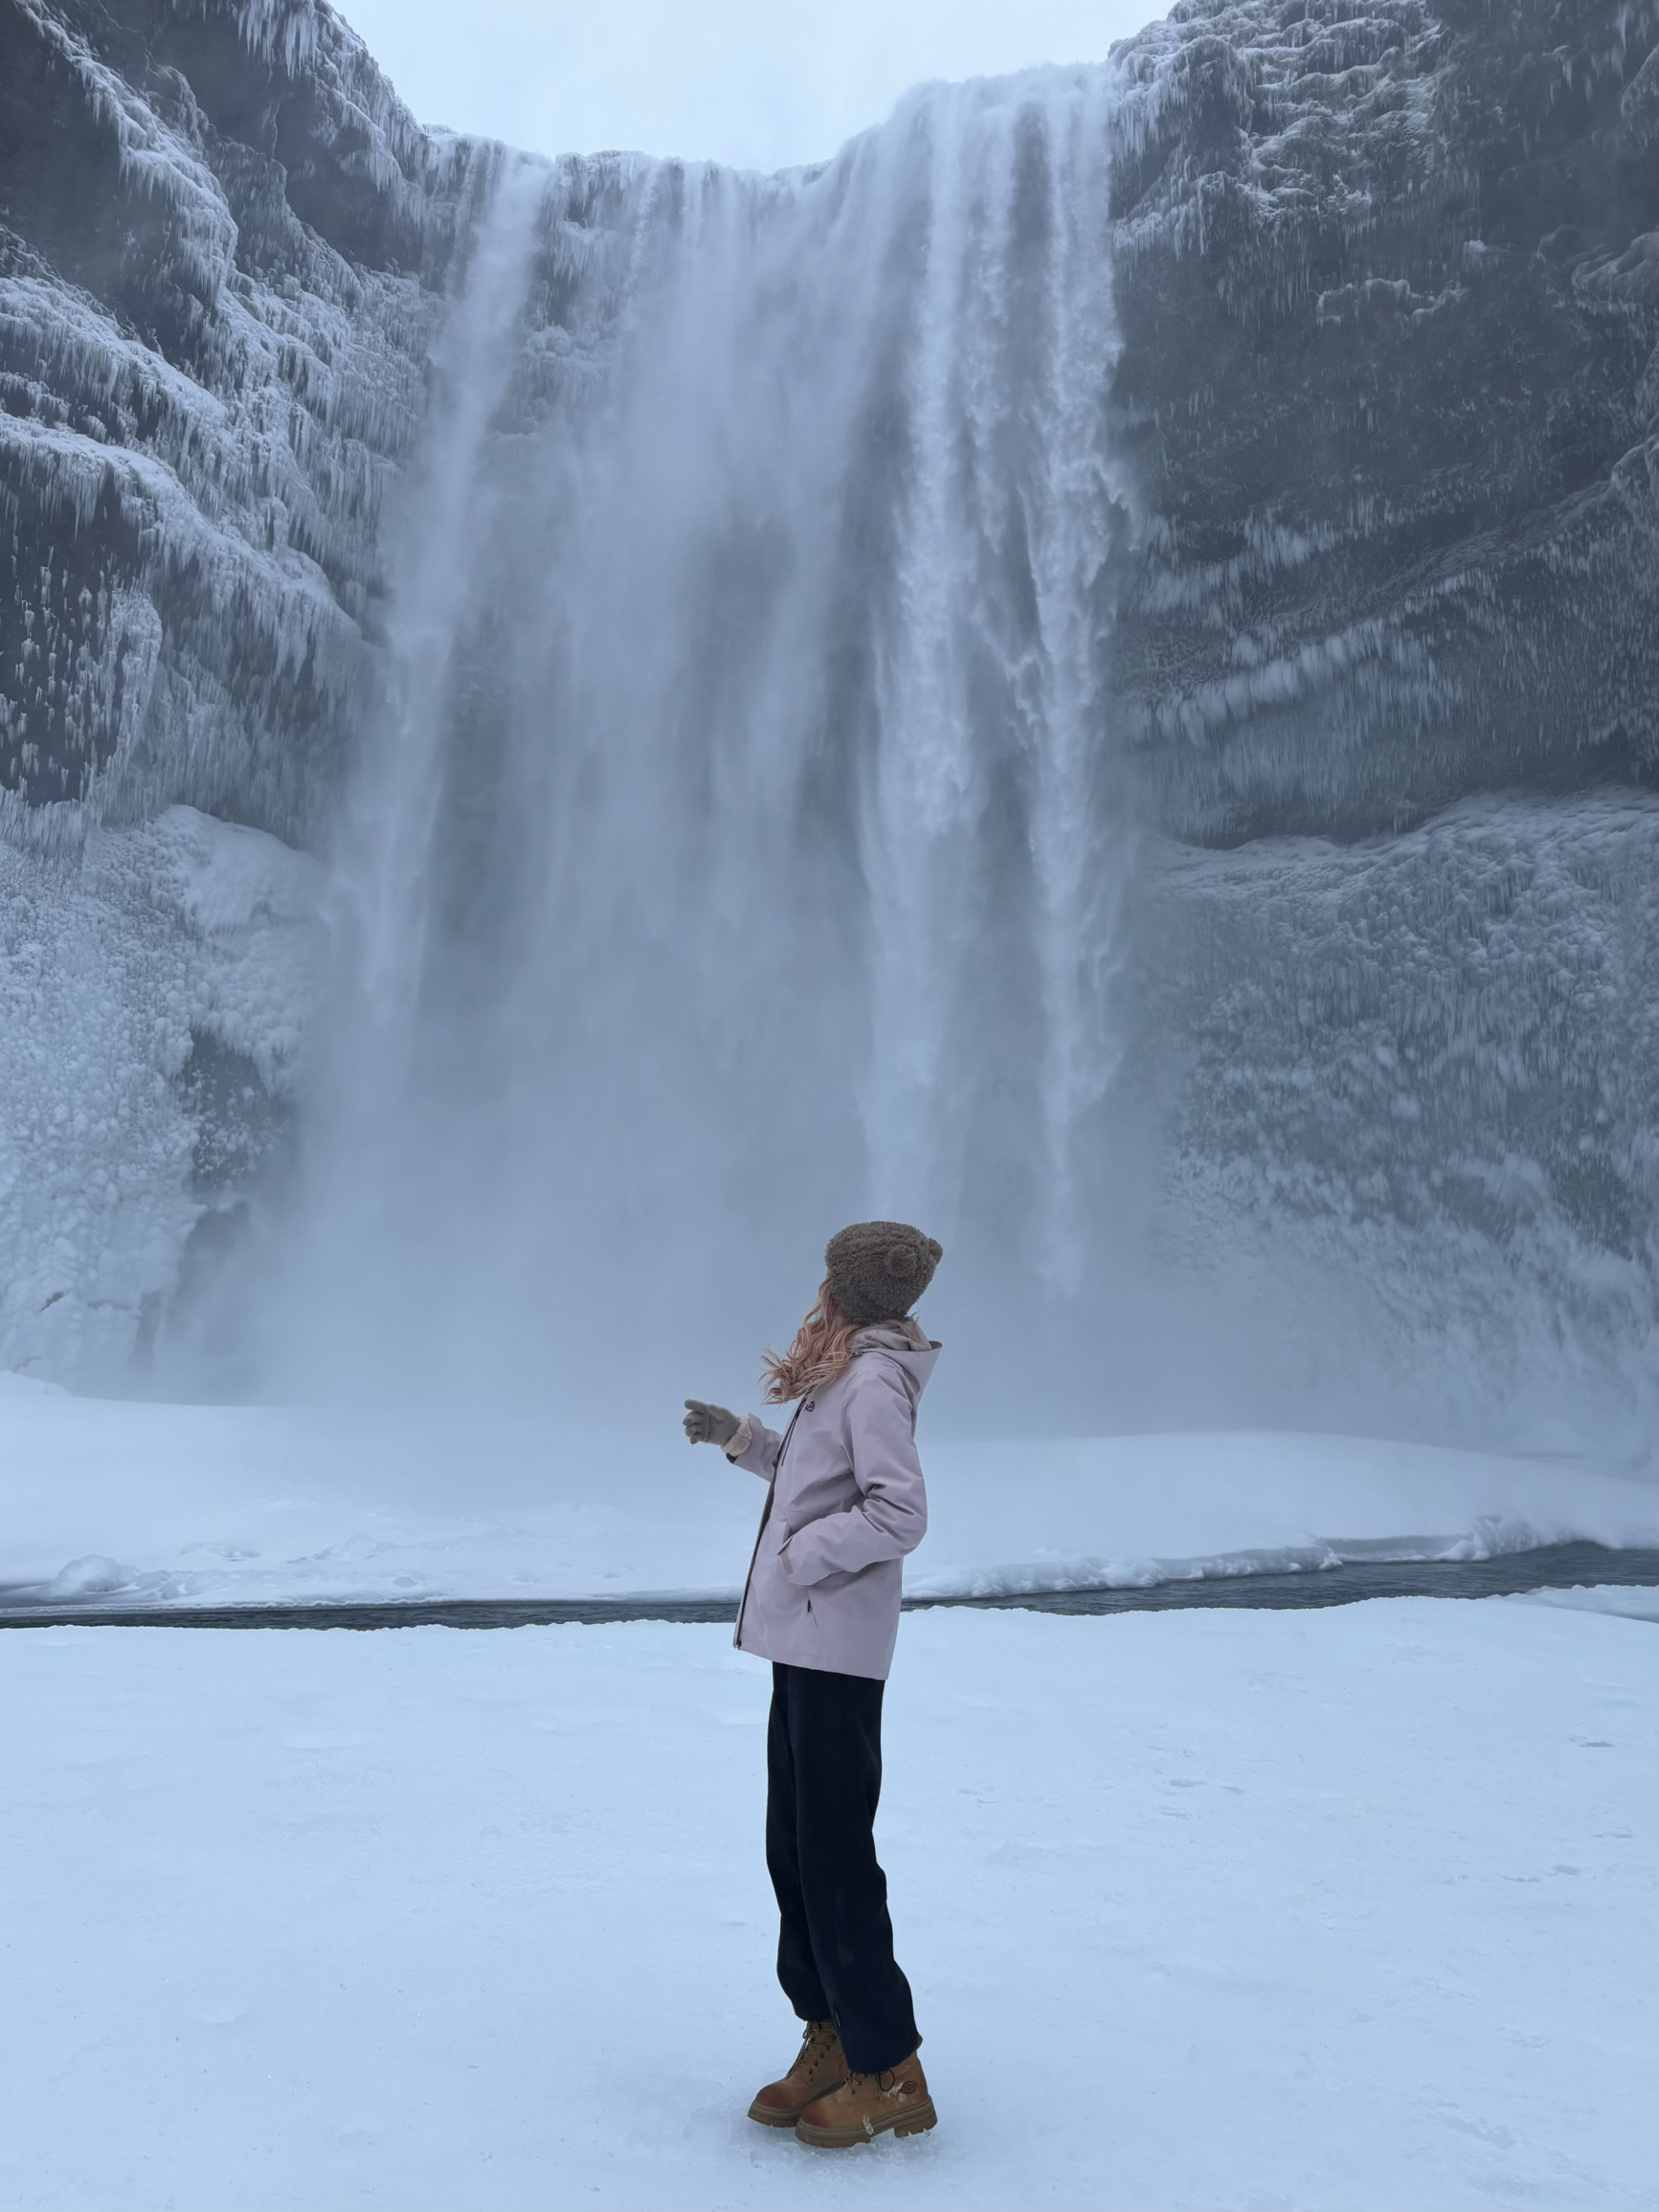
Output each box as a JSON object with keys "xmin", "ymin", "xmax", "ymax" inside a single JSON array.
[{"xmin": 683, "ymin": 1218, "xmax": 943, "ymax": 2150}]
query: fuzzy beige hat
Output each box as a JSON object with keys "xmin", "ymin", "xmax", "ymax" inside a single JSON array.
[{"xmin": 824, "ymin": 1220, "xmax": 943, "ymax": 1325}]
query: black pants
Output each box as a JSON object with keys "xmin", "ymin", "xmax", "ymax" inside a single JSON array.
[{"xmin": 766, "ymin": 1660, "xmax": 920, "ymax": 2075}]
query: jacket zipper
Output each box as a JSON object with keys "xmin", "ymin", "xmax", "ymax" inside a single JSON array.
[{"xmin": 733, "ymin": 1398, "xmax": 806, "ymax": 1650}]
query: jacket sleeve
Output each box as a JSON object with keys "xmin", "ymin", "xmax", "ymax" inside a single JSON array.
[
  {"xmin": 727, "ymin": 1414, "xmax": 782, "ymax": 1480},
  {"xmin": 779, "ymin": 1362, "xmax": 928, "ymax": 1584}
]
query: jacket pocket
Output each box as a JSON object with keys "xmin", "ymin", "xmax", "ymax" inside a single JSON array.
[{"xmin": 808, "ymin": 1567, "xmax": 857, "ymax": 1595}]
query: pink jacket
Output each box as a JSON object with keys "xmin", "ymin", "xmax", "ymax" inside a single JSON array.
[{"xmin": 726, "ymin": 1322, "xmax": 939, "ymax": 1682}]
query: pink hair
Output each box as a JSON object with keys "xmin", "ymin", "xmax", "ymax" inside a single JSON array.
[{"xmin": 761, "ymin": 1276, "xmax": 863, "ymax": 1404}]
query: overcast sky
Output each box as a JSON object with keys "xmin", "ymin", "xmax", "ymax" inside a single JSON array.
[{"xmin": 335, "ymin": 0, "xmax": 1168, "ymax": 174}]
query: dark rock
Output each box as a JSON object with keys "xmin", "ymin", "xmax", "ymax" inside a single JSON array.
[
  {"xmin": 1108, "ymin": 0, "xmax": 1659, "ymax": 844},
  {"xmin": 0, "ymin": 0, "xmax": 477, "ymax": 847}
]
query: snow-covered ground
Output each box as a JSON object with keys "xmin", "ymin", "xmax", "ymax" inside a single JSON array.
[
  {"xmin": 4, "ymin": 1375, "xmax": 1659, "ymax": 1610},
  {"xmin": 2, "ymin": 1599, "xmax": 1653, "ymax": 2210}
]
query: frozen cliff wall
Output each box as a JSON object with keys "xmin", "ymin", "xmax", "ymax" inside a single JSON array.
[
  {"xmin": 1130, "ymin": 794, "xmax": 1656, "ymax": 1456},
  {"xmin": 0, "ymin": 0, "xmax": 473, "ymax": 850},
  {"xmin": 0, "ymin": 0, "xmax": 481, "ymax": 1384},
  {"xmin": 1108, "ymin": 0, "xmax": 1658, "ymax": 843},
  {"xmin": 1107, "ymin": 0, "xmax": 1657, "ymax": 1454}
]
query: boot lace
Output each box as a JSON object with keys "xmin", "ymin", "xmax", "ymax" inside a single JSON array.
[{"xmin": 852, "ymin": 2066, "xmax": 918, "ymax": 2097}]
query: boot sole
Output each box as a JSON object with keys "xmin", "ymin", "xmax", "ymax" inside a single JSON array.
[
  {"xmin": 796, "ymin": 2095, "xmax": 938, "ymax": 2149},
  {"xmin": 748, "ymin": 2097, "xmax": 806, "ymax": 2129}
]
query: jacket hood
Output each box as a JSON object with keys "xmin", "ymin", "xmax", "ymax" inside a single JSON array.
[{"xmin": 848, "ymin": 1320, "xmax": 941, "ymax": 1407}]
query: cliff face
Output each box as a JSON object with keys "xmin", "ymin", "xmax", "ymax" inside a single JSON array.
[
  {"xmin": 1095, "ymin": 0, "xmax": 1657, "ymax": 1455},
  {"xmin": 1108, "ymin": 0, "xmax": 1658, "ymax": 845},
  {"xmin": 0, "ymin": 0, "xmax": 475, "ymax": 1384},
  {"xmin": 0, "ymin": 0, "xmax": 472, "ymax": 850}
]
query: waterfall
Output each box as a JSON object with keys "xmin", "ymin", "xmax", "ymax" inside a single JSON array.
[
  {"xmin": 352, "ymin": 155, "xmax": 549, "ymax": 1062},
  {"xmin": 275, "ymin": 67, "xmax": 1138, "ymax": 1411}
]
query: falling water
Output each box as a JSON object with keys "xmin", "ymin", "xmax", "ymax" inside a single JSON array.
[
  {"xmin": 352, "ymin": 155, "xmax": 549, "ymax": 1057},
  {"xmin": 280, "ymin": 69, "xmax": 1137, "ymax": 1411}
]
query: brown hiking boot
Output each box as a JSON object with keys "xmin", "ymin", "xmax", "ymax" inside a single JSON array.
[
  {"xmin": 796, "ymin": 2050, "xmax": 937, "ymax": 2148},
  {"xmin": 747, "ymin": 2020, "xmax": 849, "ymax": 2128}
]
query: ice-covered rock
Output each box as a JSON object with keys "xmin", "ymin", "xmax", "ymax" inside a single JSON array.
[
  {"xmin": 1130, "ymin": 791, "xmax": 1658, "ymax": 1456},
  {"xmin": 1106, "ymin": 0, "xmax": 1658, "ymax": 841},
  {"xmin": 1097, "ymin": 0, "xmax": 1656, "ymax": 1449},
  {"xmin": 0, "ymin": 1, "xmax": 480, "ymax": 1383},
  {"xmin": 0, "ymin": 803, "xmax": 325, "ymax": 1387},
  {"xmin": 0, "ymin": 0, "xmax": 482, "ymax": 846}
]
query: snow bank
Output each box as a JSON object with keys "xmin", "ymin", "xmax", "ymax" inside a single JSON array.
[
  {"xmin": 910, "ymin": 1430, "xmax": 1659, "ymax": 1597},
  {"xmin": 1, "ymin": 1601, "xmax": 1651, "ymax": 2210},
  {"xmin": 2, "ymin": 1383, "xmax": 1655, "ymax": 1610},
  {"xmin": 1513, "ymin": 1583, "xmax": 1659, "ymax": 1624}
]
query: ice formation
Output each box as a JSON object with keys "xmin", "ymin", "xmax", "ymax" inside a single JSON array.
[
  {"xmin": 0, "ymin": 802, "xmax": 324, "ymax": 1383},
  {"xmin": 0, "ymin": 0, "xmax": 491, "ymax": 848},
  {"xmin": 1134, "ymin": 793, "xmax": 1658, "ymax": 1456},
  {"xmin": 0, "ymin": 0, "xmax": 470, "ymax": 1382}
]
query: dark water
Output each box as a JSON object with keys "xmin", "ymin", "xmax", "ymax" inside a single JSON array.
[{"xmin": 3, "ymin": 1542, "xmax": 1656, "ymax": 1632}]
